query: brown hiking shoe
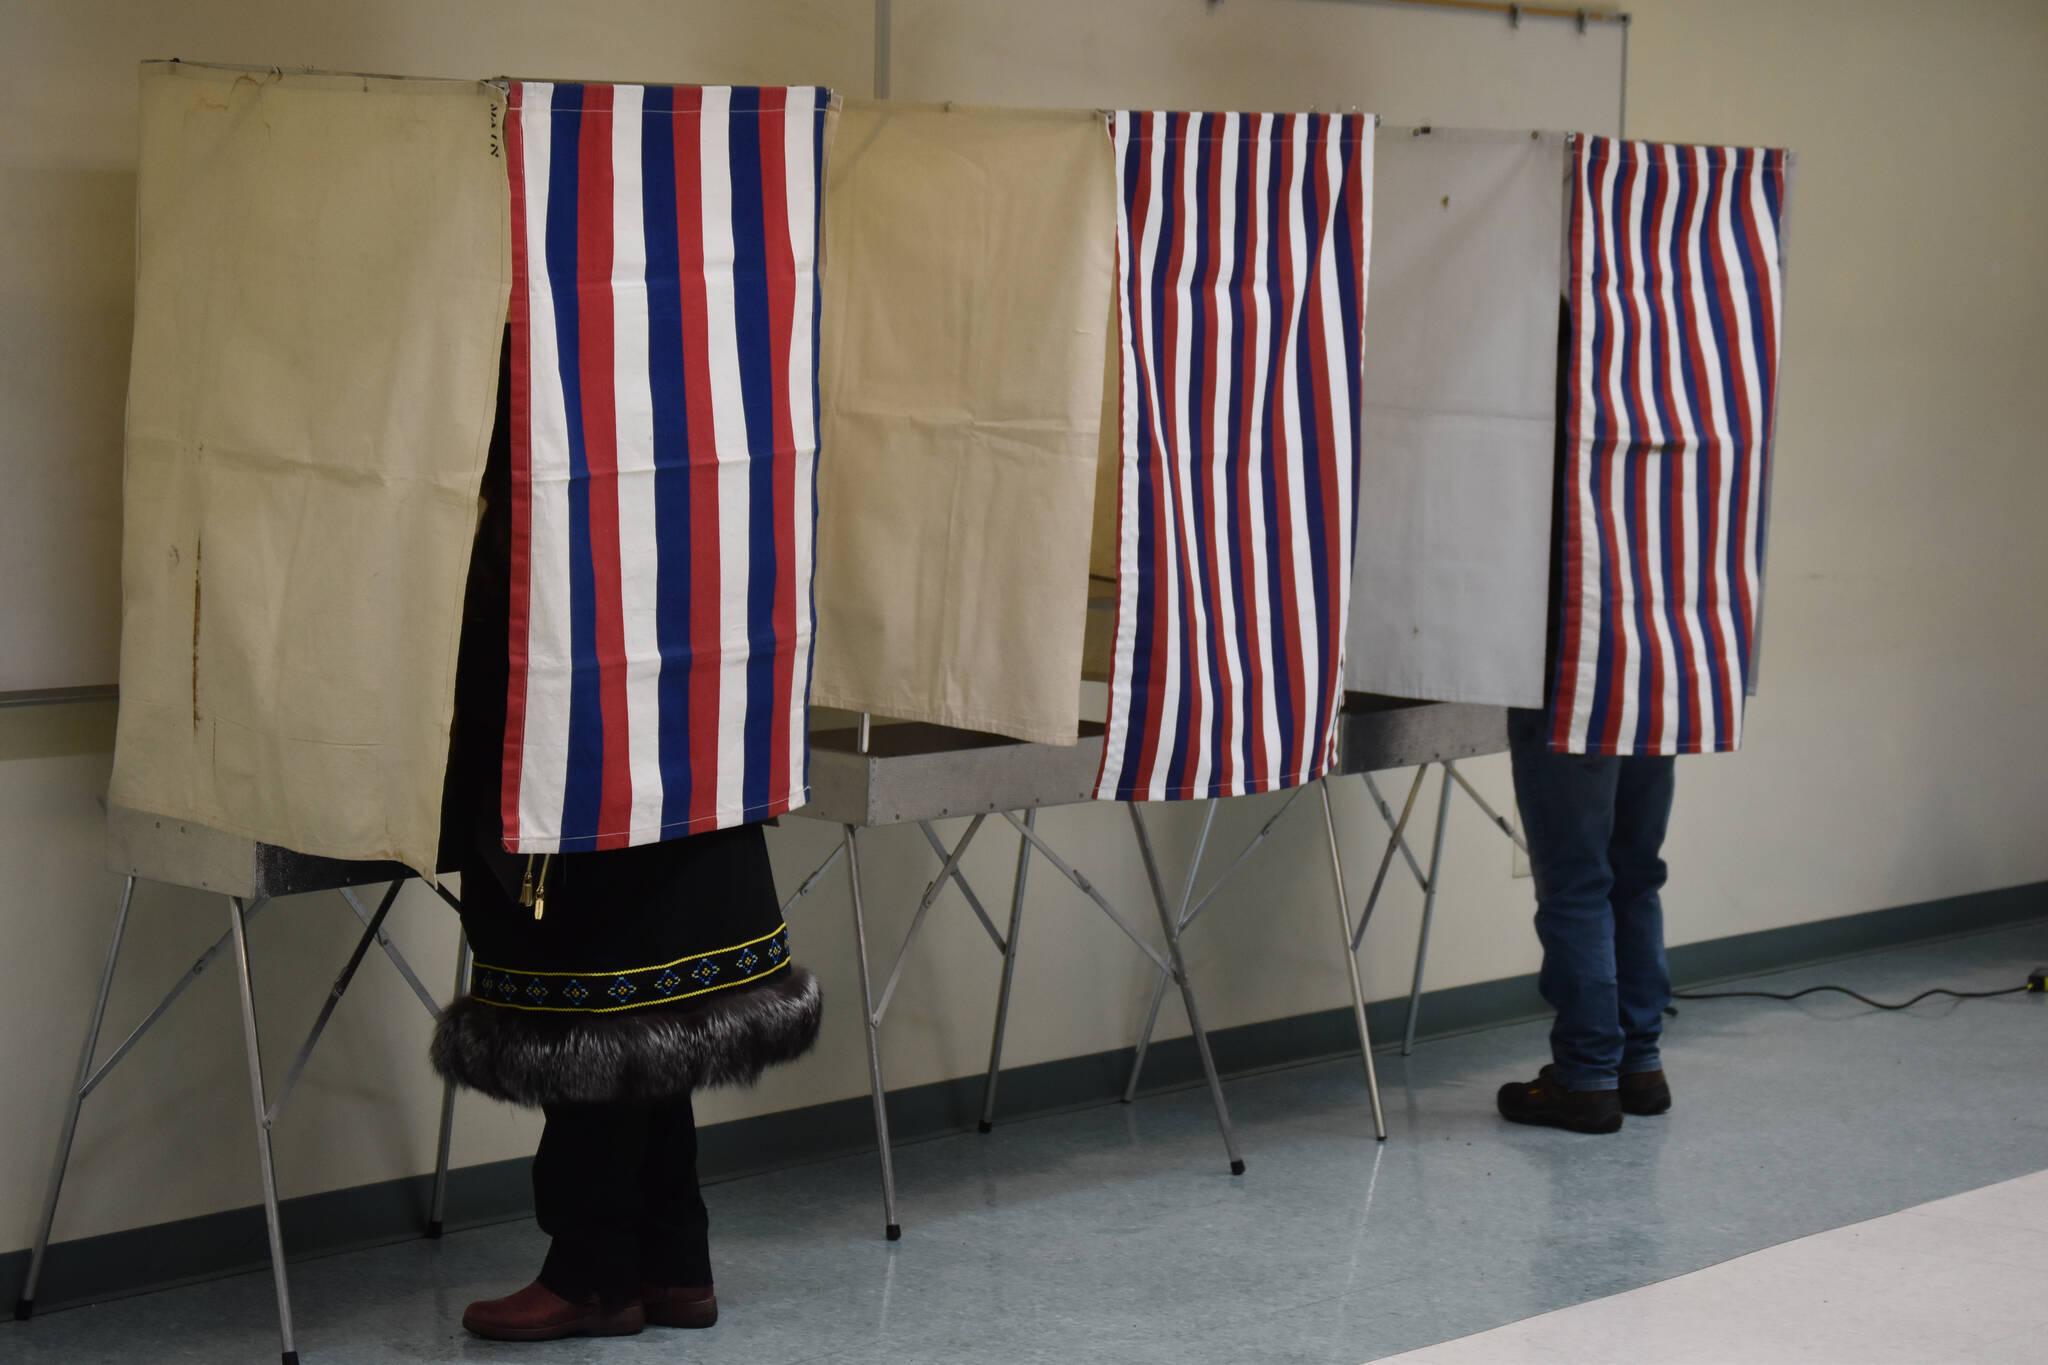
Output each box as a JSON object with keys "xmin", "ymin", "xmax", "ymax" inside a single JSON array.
[
  {"xmin": 461, "ymin": 1280, "xmax": 645, "ymax": 1341},
  {"xmin": 1497, "ymin": 1064, "xmax": 1623, "ymax": 1134},
  {"xmin": 1620, "ymin": 1069, "xmax": 1672, "ymax": 1115},
  {"xmin": 641, "ymin": 1283, "xmax": 719, "ymax": 1329}
]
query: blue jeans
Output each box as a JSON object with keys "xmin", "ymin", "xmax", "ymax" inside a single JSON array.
[{"xmin": 1507, "ymin": 708, "xmax": 1676, "ymax": 1090}]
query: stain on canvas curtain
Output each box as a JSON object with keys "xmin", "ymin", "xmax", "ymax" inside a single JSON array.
[{"xmin": 109, "ymin": 62, "xmax": 511, "ymax": 878}]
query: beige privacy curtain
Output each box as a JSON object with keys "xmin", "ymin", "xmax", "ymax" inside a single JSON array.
[
  {"xmin": 1082, "ymin": 299, "xmax": 1121, "ymax": 684},
  {"xmin": 1344, "ymin": 127, "xmax": 1566, "ymax": 707},
  {"xmin": 810, "ymin": 102, "xmax": 1115, "ymax": 745},
  {"xmin": 109, "ymin": 62, "xmax": 511, "ymax": 878}
]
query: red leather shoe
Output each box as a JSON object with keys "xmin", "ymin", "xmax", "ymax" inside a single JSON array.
[
  {"xmin": 461, "ymin": 1280, "xmax": 646, "ymax": 1341},
  {"xmin": 641, "ymin": 1283, "xmax": 718, "ymax": 1329}
]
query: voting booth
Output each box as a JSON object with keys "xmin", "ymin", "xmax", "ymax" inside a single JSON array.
[{"xmin": 15, "ymin": 15, "xmax": 1792, "ymax": 1354}]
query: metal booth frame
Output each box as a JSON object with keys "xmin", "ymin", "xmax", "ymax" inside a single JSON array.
[
  {"xmin": 20, "ymin": 695, "xmax": 1535, "ymax": 1359},
  {"xmin": 776, "ymin": 693, "xmax": 1528, "ymax": 1240},
  {"xmin": 14, "ymin": 809, "xmax": 468, "ymax": 1365},
  {"xmin": 780, "ymin": 721, "xmax": 1252, "ymax": 1241}
]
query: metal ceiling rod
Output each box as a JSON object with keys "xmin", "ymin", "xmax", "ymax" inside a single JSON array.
[{"xmin": 1207, "ymin": 0, "xmax": 1627, "ymax": 25}]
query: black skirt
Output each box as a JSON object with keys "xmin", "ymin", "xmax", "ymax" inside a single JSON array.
[{"xmin": 429, "ymin": 339, "xmax": 821, "ymax": 1107}]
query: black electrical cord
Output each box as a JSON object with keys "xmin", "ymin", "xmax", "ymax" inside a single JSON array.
[{"xmin": 1672, "ymin": 984, "xmax": 2028, "ymax": 1011}]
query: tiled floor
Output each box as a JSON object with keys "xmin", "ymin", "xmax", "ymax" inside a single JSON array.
[
  {"xmin": 1379, "ymin": 1170, "xmax": 2048, "ymax": 1364},
  {"xmin": 6, "ymin": 917, "xmax": 2044, "ymax": 1364}
]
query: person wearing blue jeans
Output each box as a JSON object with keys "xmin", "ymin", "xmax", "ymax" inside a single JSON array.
[{"xmin": 1497, "ymin": 706, "xmax": 1677, "ymax": 1133}]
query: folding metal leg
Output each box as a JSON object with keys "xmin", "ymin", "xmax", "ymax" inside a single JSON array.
[
  {"xmin": 1123, "ymin": 969, "xmax": 1173, "ymax": 1104},
  {"xmin": 427, "ymin": 934, "xmax": 471, "ymax": 1238},
  {"xmin": 1444, "ymin": 761, "xmax": 1527, "ymax": 853},
  {"xmin": 1122, "ymin": 802, "xmax": 1216, "ymax": 1102},
  {"xmin": 1402, "ymin": 766, "xmax": 1458, "ymax": 1055},
  {"xmin": 1127, "ymin": 804, "xmax": 1244, "ymax": 1175},
  {"xmin": 377, "ymin": 878, "xmax": 469, "ymax": 1235},
  {"xmin": 917, "ymin": 821, "xmax": 1008, "ymax": 952},
  {"xmin": 998, "ymin": 813, "xmax": 1173, "ymax": 976},
  {"xmin": 873, "ymin": 816, "xmax": 986, "ymax": 1023},
  {"xmin": 20, "ymin": 886, "xmax": 278, "ymax": 1317},
  {"xmin": 338, "ymin": 886, "xmax": 441, "ymax": 1018},
  {"xmin": 265, "ymin": 885, "xmax": 404, "ymax": 1128},
  {"xmin": 779, "ymin": 841, "xmax": 847, "ymax": 917},
  {"xmin": 978, "ymin": 810, "xmax": 1034, "ymax": 1133},
  {"xmin": 1123, "ymin": 794, "xmax": 1291, "ymax": 1099},
  {"xmin": 226, "ymin": 896, "xmax": 298, "ymax": 1365},
  {"xmin": 19, "ymin": 872, "xmax": 444, "ymax": 1341},
  {"xmin": 15, "ymin": 876, "xmax": 136, "ymax": 1320},
  {"xmin": 1319, "ymin": 781, "xmax": 1387, "ymax": 1141},
  {"xmin": 842, "ymin": 826, "xmax": 901, "ymax": 1240},
  {"xmin": 1353, "ymin": 767, "xmax": 1428, "ymax": 955}
]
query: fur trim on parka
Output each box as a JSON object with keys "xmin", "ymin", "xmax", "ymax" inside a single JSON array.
[{"xmin": 431, "ymin": 967, "xmax": 821, "ymax": 1107}]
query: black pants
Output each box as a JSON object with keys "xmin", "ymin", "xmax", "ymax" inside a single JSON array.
[{"xmin": 533, "ymin": 1094, "xmax": 710, "ymax": 1307}]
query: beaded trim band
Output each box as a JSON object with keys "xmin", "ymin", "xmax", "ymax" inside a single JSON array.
[{"xmin": 470, "ymin": 923, "xmax": 792, "ymax": 1014}]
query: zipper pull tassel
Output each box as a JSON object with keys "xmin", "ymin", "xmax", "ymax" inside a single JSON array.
[
  {"xmin": 532, "ymin": 853, "xmax": 552, "ymax": 921},
  {"xmin": 518, "ymin": 854, "xmax": 536, "ymax": 908}
]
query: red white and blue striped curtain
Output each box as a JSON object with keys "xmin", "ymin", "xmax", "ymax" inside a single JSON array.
[
  {"xmin": 1549, "ymin": 136, "xmax": 1787, "ymax": 756},
  {"xmin": 1096, "ymin": 111, "xmax": 1373, "ymax": 801},
  {"xmin": 503, "ymin": 82, "xmax": 828, "ymax": 853}
]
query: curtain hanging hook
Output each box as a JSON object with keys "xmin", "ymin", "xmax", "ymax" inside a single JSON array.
[
  {"xmin": 1577, "ymin": 9, "xmax": 1589, "ymax": 33},
  {"xmin": 1509, "ymin": 4, "xmax": 1522, "ymax": 28}
]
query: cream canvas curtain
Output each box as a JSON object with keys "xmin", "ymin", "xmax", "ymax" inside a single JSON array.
[
  {"xmin": 109, "ymin": 62, "xmax": 511, "ymax": 877},
  {"xmin": 810, "ymin": 102, "xmax": 1115, "ymax": 745}
]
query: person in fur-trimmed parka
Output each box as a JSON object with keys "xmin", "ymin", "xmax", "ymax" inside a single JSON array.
[{"xmin": 432, "ymin": 351, "xmax": 822, "ymax": 1341}]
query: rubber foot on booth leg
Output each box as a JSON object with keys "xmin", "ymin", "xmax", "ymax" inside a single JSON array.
[
  {"xmin": 976, "ymin": 1120, "xmax": 992, "ymax": 1134},
  {"xmin": 14, "ymin": 1297, "xmax": 33, "ymax": 1321},
  {"xmin": 1229, "ymin": 1159, "xmax": 1246, "ymax": 1176},
  {"xmin": 885, "ymin": 1223, "xmax": 902, "ymax": 1242},
  {"xmin": 426, "ymin": 1220, "xmax": 444, "ymax": 1239},
  {"xmin": 282, "ymin": 1352, "xmax": 300, "ymax": 1365}
]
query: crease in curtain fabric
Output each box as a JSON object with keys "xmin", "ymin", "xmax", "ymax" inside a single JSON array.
[
  {"xmin": 1344, "ymin": 127, "xmax": 1567, "ymax": 709},
  {"xmin": 502, "ymin": 83, "xmax": 833, "ymax": 853},
  {"xmin": 109, "ymin": 62, "xmax": 511, "ymax": 878},
  {"xmin": 809, "ymin": 102, "xmax": 1116, "ymax": 747},
  {"xmin": 1548, "ymin": 135, "xmax": 1788, "ymax": 756},
  {"xmin": 1096, "ymin": 110, "xmax": 1375, "ymax": 801}
]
